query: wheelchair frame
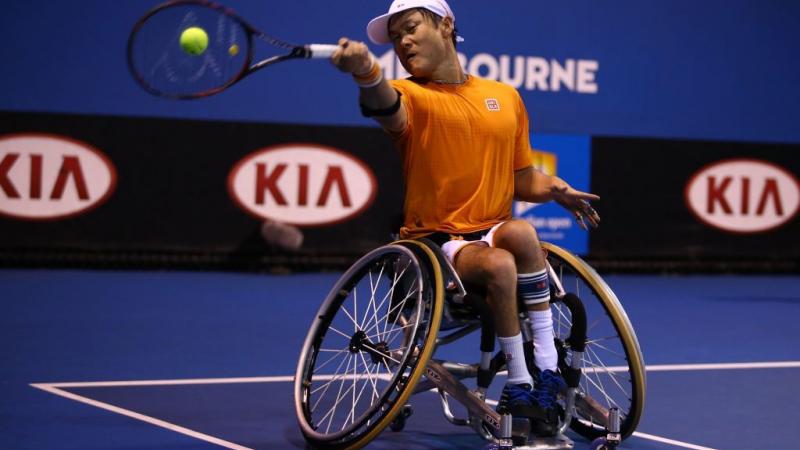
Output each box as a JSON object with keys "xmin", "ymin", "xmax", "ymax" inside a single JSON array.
[{"xmin": 294, "ymin": 239, "xmax": 646, "ymax": 450}]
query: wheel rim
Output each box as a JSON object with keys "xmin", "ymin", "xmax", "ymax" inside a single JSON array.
[
  {"xmin": 295, "ymin": 245, "xmax": 438, "ymax": 445},
  {"xmin": 544, "ymin": 244, "xmax": 645, "ymax": 440}
]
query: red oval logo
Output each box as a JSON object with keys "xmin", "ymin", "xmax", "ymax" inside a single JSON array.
[
  {"xmin": 685, "ymin": 158, "xmax": 800, "ymax": 233},
  {"xmin": 227, "ymin": 144, "xmax": 377, "ymax": 226},
  {"xmin": 0, "ymin": 133, "xmax": 117, "ymax": 221}
]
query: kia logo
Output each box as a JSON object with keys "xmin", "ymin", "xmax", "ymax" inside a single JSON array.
[
  {"xmin": 0, "ymin": 133, "xmax": 117, "ymax": 221},
  {"xmin": 685, "ymin": 158, "xmax": 800, "ymax": 233},
  {"xmin": 228, "ymin": 144, "xmax": 377, "ymax": 226}
]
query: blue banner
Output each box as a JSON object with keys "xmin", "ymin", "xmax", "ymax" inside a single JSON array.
[{"xmin": 515, "ymin": 135, "xmax": 592, "ymax": 255}]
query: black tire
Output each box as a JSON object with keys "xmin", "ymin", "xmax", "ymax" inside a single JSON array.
[
  {"xmin": 543, "ymin": 242, "xmax": 646, "ymax": 441},
  {"xmin": 294, "ymin": 241, "xmax": 444, "ymax": 449}
]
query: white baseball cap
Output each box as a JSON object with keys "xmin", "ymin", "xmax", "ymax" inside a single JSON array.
[{"xmin": 366, "ymin": 0, "xmax": 464, "ymax": 45}]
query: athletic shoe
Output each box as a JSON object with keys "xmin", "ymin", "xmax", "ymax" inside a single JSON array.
[
  {"xmin": 496, "ymin": 381, "xmax": 562, "ymax": 437},
  {"xmin": 528, "ymin": 369, "xmax": 567, "ymax": 436},
  {"xmin": 532, "ymin": 369, "xmax": 567, "ymax": 408},
  {"xmin": 496, "ymin": 383, "xmax": 539, "ymax": 418}
]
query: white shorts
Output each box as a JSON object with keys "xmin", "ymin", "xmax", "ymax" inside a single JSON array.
[{"xmin": 440, "ymin": 222, "xmax": 506, "ymax": 264}]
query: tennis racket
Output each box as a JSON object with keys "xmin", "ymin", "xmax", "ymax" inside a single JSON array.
[{"xmin": 127, "ymin": 0, "xmax": 338, "ymax": 99}]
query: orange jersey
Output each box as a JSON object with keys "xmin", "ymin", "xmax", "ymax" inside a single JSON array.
[{"xmin": 390, "ymin": 76, "xmax": 534, "ymax": 238}]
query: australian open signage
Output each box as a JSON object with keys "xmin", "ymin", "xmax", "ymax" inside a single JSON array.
[{"xmin": 513, "ymin": 135, "xmax": 592, "ymax": 255}]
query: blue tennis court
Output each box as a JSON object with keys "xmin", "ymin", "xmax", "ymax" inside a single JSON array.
[
  {"xmin": 2, "ymin": 1, "xmax": 798, "ymax": 449},
  {"xmin": 2, "ymin": 269, "xmax": 798, "ymax": 450}
]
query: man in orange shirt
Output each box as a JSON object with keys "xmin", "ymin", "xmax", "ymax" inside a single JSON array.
[{"xmin": 332, "ymin": 0, "xmax": 600, "ymax": 436}]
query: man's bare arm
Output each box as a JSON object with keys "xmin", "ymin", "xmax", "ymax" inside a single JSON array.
[
  {"xmin": 331, "ymin": 38, "xmax": 407, "ymax": 134},
  {"xmin": 514, "ymin": 166, "xmax": 601, "ymax": 229}
]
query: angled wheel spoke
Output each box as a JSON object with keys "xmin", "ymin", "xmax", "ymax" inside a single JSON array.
[
  {"xmin": 360, "ymin": 264, "xmax": 383, "ymax": 332},
  {"xmin": 362, "ymin": 263, "xmax": 415, "ymax": 339},
  {"xmin": 311, "ymin": 353, "xmax": 354, "ymax": 399},
  {"xmin": 365, "ymin": 322, "xmax": 415, "ymax": 341},
  {"xmin": 587, "ymin": 316, "xmax": 603, "ymax": 333},
  {"xmin": 361, "ymin": 285, "xmax": 417, "ymax": 337},
  {"xmin": 587, "ymin": 338, "xmax": 627, "ymax": 359},
  {"xmin": 309, "ymin": 357, "xmax": 351, "ymax": 413},
  {"xmin": 314, "ymin": 347, "xmax": 349, "ymax": 373},
  {"xmin": 320, "ymin": 354, "xmax": 356, "ymax": 433},
  {"xmin": 358, "ymin": 352, "xmax": 382, "ymax": 405},
  {"xmin": 327, "ymin": 325, "xmax": 353, "ymax": 340},
  {"xmin": 343, "ymin": 360, "xmax": 376, "ymax": 429},
  {"xmin": 582, "ymin": 350, "xmax": 622, "ymax": 411},
  {"xmin": 361, "ymin": 342, "xmax": 402, "ymax": 365},
  {"xmin": 352, "ymin": 285, "xmax": 358, "ymax": 333},
  {"xmin": 339, "ymin": 303, "xmax": 359, "ymax": 333},
  {"xmin": 584, "ymin": 347, "xmax": 631, "ymax": 397},
  {"xmin": 361, "ymin": 260, "xmax": 394, "ymax": 335},
  {"xmin": 385, "ymin": 319, "xmax": 424, "ymax": 348},
  {"xmin": 380, "ymin": 259, "xmax": 413, "ymax": 338}
]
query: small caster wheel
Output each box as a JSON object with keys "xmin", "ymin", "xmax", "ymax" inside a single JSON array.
[
  {"xmin": 590, "ymin": 437, "xmax": 610, "ymax": 450},
  {"xmin": 389, "ymin": 404, "xmax": 413, "ymax": 431}
]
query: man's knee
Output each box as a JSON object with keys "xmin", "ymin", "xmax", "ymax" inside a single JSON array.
[
  {"xmin": 481, "ymin": 248, "xmax": 517, "ymax": 293},
  {"xmin": 494, "ymin": 220, "xmax": 544, "ymax": 267},
  {"xmin": 494, "ymin": 220, "xmax": 540, "ymax": 249}
]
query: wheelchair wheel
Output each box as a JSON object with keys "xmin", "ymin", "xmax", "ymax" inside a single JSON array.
[
  {"xmin": 542, "ymin": 242, "xmax": 646, "ymax": 441},
  {"xmin": 294, "ymin": 240, "xmax": 444, "ymax": 449}
]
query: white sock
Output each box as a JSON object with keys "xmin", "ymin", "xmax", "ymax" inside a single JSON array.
[
  {"xmin": 528, "ymin": 308, "xmax": 558, "ymax": 372},
  {"xmin": 498, "ymin": 333, "xmax": 533, "ymax": 386}
]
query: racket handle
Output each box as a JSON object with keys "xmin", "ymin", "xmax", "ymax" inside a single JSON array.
[{"xmin": 307, "ymin": 44, "xmax": 339, "ymax": 59}]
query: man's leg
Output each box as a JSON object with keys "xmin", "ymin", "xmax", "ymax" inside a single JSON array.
[
  {"xmin": 454, "ymin": 243, "xmax": 561, "ymax": 424},
  {"xmin": 491, "ymin": 220, "xmax": 567, "ymax": 435},
  {"xmin": 491, "ymin": 220, "xmax": 559, "ymax": 373},
  {"xmin": 455, "ymin": 243, "xmax": 532, "ymax": 386}
]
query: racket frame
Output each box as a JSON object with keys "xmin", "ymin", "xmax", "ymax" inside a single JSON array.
[{"xmin": 127, "ymin": 0, "xmax": 330, "ymax": 99}]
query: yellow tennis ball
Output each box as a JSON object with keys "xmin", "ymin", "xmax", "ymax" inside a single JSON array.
[
  {"xmin": 179, "ymin": 27, "xmax": 208, "ymax": 56},
  {"xmin": 228, "ymin": 44, "xmax": 239, "ymax": 57}
]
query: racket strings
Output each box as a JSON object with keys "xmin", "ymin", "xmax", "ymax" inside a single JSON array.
[
  {"xmin": 128, "ymin": 2, "xmax": 250, "ymax": 98},
  {"xmin": 253, "ymin": 31, "xmax": 297, "ymax": 51}
]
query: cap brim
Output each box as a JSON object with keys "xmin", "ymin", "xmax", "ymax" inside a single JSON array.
[{"xmin": 366, "ymin": 13, "xmax": 393, "ymax": 45}]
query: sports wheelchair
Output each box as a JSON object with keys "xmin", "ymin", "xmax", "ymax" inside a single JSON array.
[{"xmin": 294, "ymin": 239, "xmax": 645, "ymax": 450}]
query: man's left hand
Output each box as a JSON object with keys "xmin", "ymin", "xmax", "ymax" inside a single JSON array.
[{"xmin": 550, "ymin": 177, "xmax": 601, "ymax": 230}]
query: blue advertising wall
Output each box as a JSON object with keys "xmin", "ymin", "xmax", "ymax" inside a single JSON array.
[
  {"xmin": 515, "ymin": 135, "xmax": 591, "ymax": 254},
  {"xmin": 1, "ymin": 0, "xmax": 799, "ymax": 144}
]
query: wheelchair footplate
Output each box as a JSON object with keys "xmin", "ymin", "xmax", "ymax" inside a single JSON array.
[
  {"xmin": 482, "ymin": 416, "xmax": 574, "ymax": 450},
  {"xmin": 501, "ymin": 435, "xmax": 574, "ymax": 450},
  {"xmin": 423, "ymin": 360, "xmax": 574, "ymax": 450},
  {"xmin": 513, "ymin": 434, "xmax": 575, "ymax": 450},
  {"xmin": 495, "ymin": 416, "xmax": 574, "ymax": 450}
]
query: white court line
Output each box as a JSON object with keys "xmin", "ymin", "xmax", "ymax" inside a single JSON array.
[
  {"xmin": 30, "ymin": 383, "xmax": 253, "ymax": 450},
  {"xmin": 39, "ymin": 373, "xmax": 390, "ymax": 389},
  {"xmin": 37, "ymin": 360, "xmax": 800, "ymax": 388},
  {"xmin": 642, "ymin": 361, "xmax": 800, "ymax": 372},
  {"xmin": 31, "ymin": 361, "xmax": 799, "ymax": 450},
  {"xmin": 493, "ymin": 360, "xmax": 800, "ymax": 376},
  {"xmin": 38, "ymin": 375, "xmax": 294, "ymax": 388},
  {"xmin": 631, "ymin": 431, "xmax": 717, "ymax": 450},
  {"xmin": 478, "ymin": 402, "xmax": 717, "ymax": 449}
]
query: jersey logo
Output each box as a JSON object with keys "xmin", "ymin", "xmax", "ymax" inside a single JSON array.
[{"xmin": 485, "ymin": 98, "xmax": 500, "ymax": 111}]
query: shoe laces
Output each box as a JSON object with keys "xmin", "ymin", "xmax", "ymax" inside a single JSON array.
[
  {"xmin": 533, "ymin": 370, "xmax": 565, "ymax": 408},
  {"xmin": 503, "ymin": 383, "xmax": 534, "ymax": 404}
]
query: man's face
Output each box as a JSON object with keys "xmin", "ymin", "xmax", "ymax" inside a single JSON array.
[{"xmin": 388, "ymin": 10, "xmax": 450, "ymax": 78}]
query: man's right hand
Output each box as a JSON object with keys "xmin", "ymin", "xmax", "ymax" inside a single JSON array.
[
  {"xmin": 331, "ymin": 37, "xmax": 374, "ymax": 75},
  {"xmin": 331, "ymin": 37, "xmax": 407, "ymax": 135}
]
